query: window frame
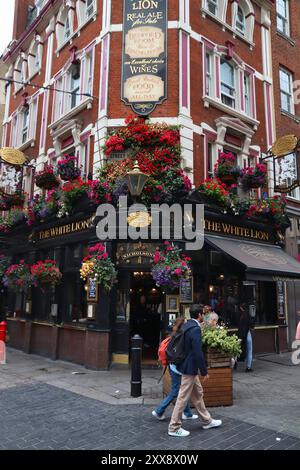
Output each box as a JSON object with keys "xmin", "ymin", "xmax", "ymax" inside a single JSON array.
[
  {"xmin": 206, "ymin": 0, "xmax": 218, "ymax": 15},
  {"xmin": 276, "ymin": 0, "xmax": 290, "ymax": 37},
  {"xmin": 236, "ymin": 5, "xmax": 246, "ymax": 36},
  {"xmin": 220, "ymin": 59, "xmax": 236, "ymax": 109},
  {"xmin": 279, "ymin": 67, "xmax": 294, "ymax": 114}
]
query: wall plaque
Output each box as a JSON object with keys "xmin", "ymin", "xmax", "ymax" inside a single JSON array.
[{"xmin": 121, "ymin": 0, "xmax": 168, "ymax": 116}]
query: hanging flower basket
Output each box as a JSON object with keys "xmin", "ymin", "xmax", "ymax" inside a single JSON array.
[
  {"xmin": 151, "ymin": 242, "xmax": 192, "ymax": 290},
  {"xmin": 80, "ymin": 243, "xmax": 117, "ymax": 291},
  {"xmin": 214, "ymin": 152, "xmax": 242, "ymax": 187},
  {"xmin": 30, "ymin": 260, "xmax": 62, "ymax": 289},
  {"xmin": 241, "ymin": 163, "xmax": 268, "ymax": 191},
  {"xmin": 0, "ymin": 192, "xmax": 25, "ymax": 210},
  {"xmin": 2, "ymin": 260, "xmax": 32, "ymax": 293},
  {"xmin": 56, "ymin": 155, "xmax": 81, "ymax": 181},
  {"xmin": 35, "ymin": 165, "xmax": 60, "ymax": 190}
]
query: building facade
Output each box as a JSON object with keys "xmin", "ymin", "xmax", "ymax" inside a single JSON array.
[{"xmin": 2, "ymin": 0, "xmax": 300, "ymax": 368}]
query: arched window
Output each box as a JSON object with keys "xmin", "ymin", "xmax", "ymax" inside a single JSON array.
[
  {"xmin": 28, "ymin": 36, "xmax": 43, "ymax": 78},
  {"xmin": 13, "ymin": 55, "xmax": 27, "ymax": 93},
  {"xmin": 204, "ymin": 0, "xmax": 228, "ymax": 22},
  {"xmin": 232, "ymin": 0, "xmax": 254, "ymax": 41},
  {"xmin": 56, "ymin": 3, "xmax": 75, "ymax": 50},
  {"xmin": 236, "ymin": 6, "xmax": 245, "ymax": 35}
]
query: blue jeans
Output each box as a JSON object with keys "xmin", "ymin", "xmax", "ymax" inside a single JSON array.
[
  {"xmin": 155, "ymin": 367, "xmax": 193, "ymax": 417},
  {"xmin": 246, "ymin": 331, "xmax": 253, "ymax": 369}
]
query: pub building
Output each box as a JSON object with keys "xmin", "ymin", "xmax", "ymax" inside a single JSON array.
[
  {"xmin": 2, "ymin": 0, "xmax": 300, "ymax": 369},
  {"xmin": 2, "ymin": 187, "xmax": 300, "ymax": 369}
]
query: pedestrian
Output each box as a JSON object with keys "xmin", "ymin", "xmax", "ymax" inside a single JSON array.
[
  {"xmin": 296, "ymin": 310, "xmax": 300, "ymax": 341},
  {"xmin": 236, "ymin": 303, "xmax": 254, "ymax": 372},
  {"xmin": 152, "ymin": 318, "xmax": 198, "ymax": 421},
  {"xmin": 168, "ymin": 304, "xmax": 222, "ymax": 437}
]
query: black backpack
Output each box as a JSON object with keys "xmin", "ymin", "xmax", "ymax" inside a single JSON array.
[{"xmin": 166, "ymin": 324, "xmax": 197, "ymax": 365}]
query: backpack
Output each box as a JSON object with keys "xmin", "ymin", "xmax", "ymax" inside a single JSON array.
[
  {"xmin": 158, "ymin": 336, "xmax": 171, "ymax": 367},
  {"xmin": 166, "ymin": 324, "xmax": 197, "ymax": 366}
]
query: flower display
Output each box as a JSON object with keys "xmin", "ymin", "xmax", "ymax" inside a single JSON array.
[
  {"xmin": 30, "ymin": 259, "xmax": 62, "ymax": 288},
  {"xmin": 241, "ymin": 163, "xmax": 268, "ymax": 190},
  {"xmin": 35, "ymin": 165, "xmax": 60, "ymax": 190},
  {"xmin": 247, "ymin": 195, "xmax": 287, "ymax": 225},
  {"xmin": 214, "ymin": 152, "xmax": 242, "ymax": 185},
  {"xmin": 198, "ymin": 179, "xmax": 229, "ymax": 205},
  {"xmin": 80, "ymin": 243, "xmax": 117, "ymax": 291},
  {"xmin": 0, "ymin": 209, "xmax": 27, "ymax": 233},
  {"xmin": 0, "ymin": 192, "xmax": 25, "ymax": 210},
  {"xmin": 56, "ymin": 155, "xmax": 81, "ymax": 181},
  {"xmin": 2, "ymin": 260, "xmax": 32, "ymax": 293},
  {"xmin": 151, "ymin": 242, "xmax": 192, "ymax": 289},
  {"xmin": 26, "ymin": 191, "xmax": 60, "ymax": 226},
  {"xmin": 62, "ymin": 178, "xmax": 90, "ymax": 212},
  {"xmin": 0, "ymin": 254, "xmax": 11, "ymax": 280}
]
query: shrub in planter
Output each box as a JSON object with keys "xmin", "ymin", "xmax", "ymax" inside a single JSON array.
[
  {"xmin": 56, "ymin": 155, "xmax": 81, "ymax": 181},
  {"xmin": 80, "ymin": 243, "xmax": 117, "ymax": 291},
  {"xmin": 151, "ymin": 242, "xmax": 192, "ymax": 289},
  {"xmin": 35, "ymin": 165, "xmax": 60, "ymax": 190},
  {"xmin": 202, "ymin": 325, "xmax": 242, "ymax": 359}
]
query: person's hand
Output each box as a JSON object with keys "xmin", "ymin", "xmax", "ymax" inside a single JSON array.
[{"xmin": 202, "ymin": 374, "xmax": 209, "ymax": 383}]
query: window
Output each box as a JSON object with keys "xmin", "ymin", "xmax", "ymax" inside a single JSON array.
[
  {"xmin": 205, "ymin": 52, "xmax": 212, "ymax": 96},
  {"xmin": 206, "ymin": 0, "xmax": 218, "ymax": 15},
  {"xmin": 54, "ymin": 77, "xmax": 64, "ymax": 121},
  {"xmin": 69, "ymin": 67, "xmax": 81, "ymax": 110},
  {"xmin": 64, "ymin": 14, "xmax": 71, "ymax": 41},
  {"xmin": 21, "ymin": 108, "xmax": 29, "ymax": 144},
  {"xmin": 207, "ymin": 142, "xmax": 214, "ymax": 178},
  {"xmin": 28, "ymin": 38, "xmax": 43, "ymax": 78},
  {"xmin": 280, "ymin": 68, "xmax": 293, "ymax": 113},
  {"xmin": 56, "ymin": 5, "xmax": 75, "ymax": 50},
  {"xmin": 86, "ymin": 0, "xmax": 95, "ymax": 18},
  {"xmin": 277, "ymin": 0, "xmax": 290, "ymax": 36},
  {"xmin": 244, "ymin": 73, "xmax": 251, "ymax": 115},
  {"xmin": 236, "ymin": 6, "xmax": 245, "ymax": 35},
  {"xmin": 14, "ymin": 57, "xmax": 26, "ymax": 92},
  {"xmin": 221, "ymin": 60, "xmax": 235, "ymax": 108}
]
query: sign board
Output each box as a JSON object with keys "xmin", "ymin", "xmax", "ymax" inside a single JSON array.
[
  {"xmin": 121, "ymin": 0, "xmax": 168, "ymax": 115},
  {"xmin": 272, "ymin": 135, "xmax": 298, "ymax": 158},
  {"xmin": 179, "ymin": 277, "xmax": 194, "ymax": 304},
  {"xmin": 87, "ymin": 278, "xmax": 99, "ymax": 303},
  {"xmin": 276, "ymin": 280, "xmax": 286, "ymax": 320},
  {"xmin": 274, "ymin": 151, "xmax": 300, "ymax": 193}
]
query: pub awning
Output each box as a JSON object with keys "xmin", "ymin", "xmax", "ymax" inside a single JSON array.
[{"xmin": 206, "ymin": 235, "xmax": 300, "ymax": 281}]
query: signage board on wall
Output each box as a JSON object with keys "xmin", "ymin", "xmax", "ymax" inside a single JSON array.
[{"xmin": 121, "ymin": 0, "xmax": 168, "ymax": 116}]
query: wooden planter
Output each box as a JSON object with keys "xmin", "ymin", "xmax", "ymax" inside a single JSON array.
[{"xmin": 163, "ymin": 349, "xmax": 233, "ymax": 407}]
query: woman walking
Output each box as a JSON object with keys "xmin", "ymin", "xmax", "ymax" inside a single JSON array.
[
  {"xmin": 152, "ymin": 317, "xmax": 198, "ymax": 421},
  {"xmin": 236, "ymin": 303, "xmax": 254, "ymax": 372}
]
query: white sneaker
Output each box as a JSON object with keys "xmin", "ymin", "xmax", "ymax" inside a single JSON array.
[
  {"xmin": 168, "ymin": 427, "xmax": 190, "ymax": 437},
  {"xmin": 152, "ymin": 410, "xmax": 166, "ymax": 421},
  {"xmin": 202, "ymin": 419, "xmax": 222, "ymax": 430},
  {"xmin": 182, "ymin": 413, "xmax": 198, "ymax": 420}
]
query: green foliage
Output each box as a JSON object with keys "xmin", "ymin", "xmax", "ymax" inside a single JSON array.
[{"xmin": 202, "ymin": 326, "xmax": 242, "ymax": 357}]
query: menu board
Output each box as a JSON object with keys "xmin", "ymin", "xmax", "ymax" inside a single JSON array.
[
  {"xmin": 179, "ymin": 277, "xmax": 194, "ymax": 304},
  {"xmin": 87, "ymin": 278, "xmax": 98, "ymax": 303},
  {"xmin": 277, "ymin": 281, "xmax": 286, "ymax": 320},
  {"xmin": 121, "ymin": 0, "xmax": 168, "ymax": 115}
]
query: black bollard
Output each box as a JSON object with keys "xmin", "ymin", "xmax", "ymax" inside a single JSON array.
[{"xmin": 131, "ymin": 334, "xmax": 142, "ymax": 397}]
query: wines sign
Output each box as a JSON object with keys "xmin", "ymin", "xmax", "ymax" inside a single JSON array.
[{"xmin": 121, "ymin": 0, "xmax": 168, "ymax": 116}]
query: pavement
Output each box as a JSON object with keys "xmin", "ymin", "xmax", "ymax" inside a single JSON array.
[{"xmin": 0, "ymin": 348, "xmax": 300, "ymax": 450}]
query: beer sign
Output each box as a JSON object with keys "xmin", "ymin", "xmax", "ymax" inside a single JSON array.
[{"xmin": 121, "ymin": 0, "xmax": 168, "ymax": 116}]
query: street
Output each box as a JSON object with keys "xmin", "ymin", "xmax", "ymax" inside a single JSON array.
[{"xmin": 0, "ymin": 348, "xmax": 300, "ymax": 450}]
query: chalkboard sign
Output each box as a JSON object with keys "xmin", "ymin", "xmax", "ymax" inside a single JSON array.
[
  {"xmin": 87, "ymin": 278, "xmax": 99, "ymax": 303},
  {"xmin": 277, "ymin": 281, "xmax": 286, "ymax": 320},
  {"xmin": 179, "ymin": 277, "xmax": 194, "ymax": 304}
]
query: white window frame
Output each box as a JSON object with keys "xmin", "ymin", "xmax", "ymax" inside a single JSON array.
[
  {"xmin": 21, "ymin": 108, "xmax": 30, "ymax": 144},
  {"xmin": 205, "ymin": 51, "xmax": 213, "ymax": 96},
  {"xmin": 279, "ymin": 67, "xmax": 294, "ymax": 114},
  {"xmin": 244, "ymin": 73, "xmax": 251, "ymax": 116},
  {"xmin": 86, "ymin": 0, "xmax": 95, "ymax": 19},
  {"xmin": 236, "ymin": 6, "xmax": 245, "ymax": 35},
  {"xmin": 277, "ymin": 0, "xmax": 290, "ymax": 37},
  {"xmin": 206, "ymin": 0, "xmax": 218, "ymax": 15},
  {"xmin": 220, "ymin": 59, "xmax": 236, "ymax": 109}
]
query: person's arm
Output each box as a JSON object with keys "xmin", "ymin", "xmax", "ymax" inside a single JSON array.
[{"xmin": 190, "ymin": 327, "xmax": 208, "ymax": 376}]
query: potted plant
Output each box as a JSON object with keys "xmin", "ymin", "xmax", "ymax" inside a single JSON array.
[
  {"xmin": 0, "ymin": 191, "xmax": 25, "ymax": 210},
  {"xmin": 62, "ymin": 178, "xmax": 91, "ymax": 213},
  {"xmin": 35, "ymin": 165, "xmax": 60, "ymax": 190},
  {"xmin": 80, "ymin": 243, "xmax": 117, "ymax": 291},
  {"xmin": 241, "ymin": 163, "xmax": 267, "ymax": 191},
  {"xmin": 197, "ymin": 179, "xmax": 229, "ymax": 207},
  {"xmin": 2, "ymin": 260, "xmax": 32, "ymax": 293},
  {"xmin": 247, "ymin": 195, "xmax": 287, "ymax": 225},
  {"xmin": 214, "ymin": 152, "xmax": 242, "ymax": 186},
  {"xmin": 202, "ymin": 325, "xmax": 242, "ymax": 367},
  {"xmin": 56, "ymin": 155, "xmax": 81, "ymax": 181},
  {"xmin": 31, "ymin": 259, "xmax": 62, "ymax": 288},
  {"xmin": 151, "ymin": 242, "xmax": 192, "ymax": 290}
]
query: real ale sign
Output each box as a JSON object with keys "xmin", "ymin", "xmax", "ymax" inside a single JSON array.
[{"xmin": 121, "ymin": 0, "xmax": 168, "ymax": 116}]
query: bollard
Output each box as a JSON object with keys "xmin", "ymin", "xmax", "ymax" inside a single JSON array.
[{"xmin": 131, "ymin": 334, "xmax": 142, "ymax": 397}]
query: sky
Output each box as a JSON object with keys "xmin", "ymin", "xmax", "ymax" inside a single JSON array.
[{"xmin": 0, "ymin": 0, "xmax": 15, "ymax": 56}]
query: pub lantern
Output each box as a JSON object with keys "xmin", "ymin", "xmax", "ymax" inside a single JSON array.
[{"xmin": 126, "ymin": 161, "xmax": 148, "ymax": 197}]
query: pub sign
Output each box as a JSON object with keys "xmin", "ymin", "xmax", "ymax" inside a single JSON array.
[{"xmin": 121, "ymin": 0, "xmax": 168, "ymax": 116}]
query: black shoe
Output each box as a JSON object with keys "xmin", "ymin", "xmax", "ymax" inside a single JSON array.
[{"xmin": 245, "ymin": 367, "xmax": 253, "ymax": 373}]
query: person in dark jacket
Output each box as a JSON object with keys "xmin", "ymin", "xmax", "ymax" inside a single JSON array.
[
  {"xmin": 168, "ymin": 304, "xmax": 222, "ymax": 437},
  {"xmin": 236, "ymin": 303, "xmax": 254, "ymax": 372}
]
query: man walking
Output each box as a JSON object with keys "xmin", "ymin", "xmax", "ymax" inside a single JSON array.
[{"xmin": 168, "ymin": 304, "xmax": 222, "ymax": 437}]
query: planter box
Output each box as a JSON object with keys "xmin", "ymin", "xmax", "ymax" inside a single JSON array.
[
  {"xmin": 206, "ymin": 348, "xmax": 232, "ymax": 368},
  {"xmin": 163, "ymin": 366, "xmax": 233, "ymax": 407}
]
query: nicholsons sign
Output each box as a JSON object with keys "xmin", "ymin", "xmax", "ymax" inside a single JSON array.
[{"xmin": 121, "ymin": 0, "xmax": 167, "ymax": 115}]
